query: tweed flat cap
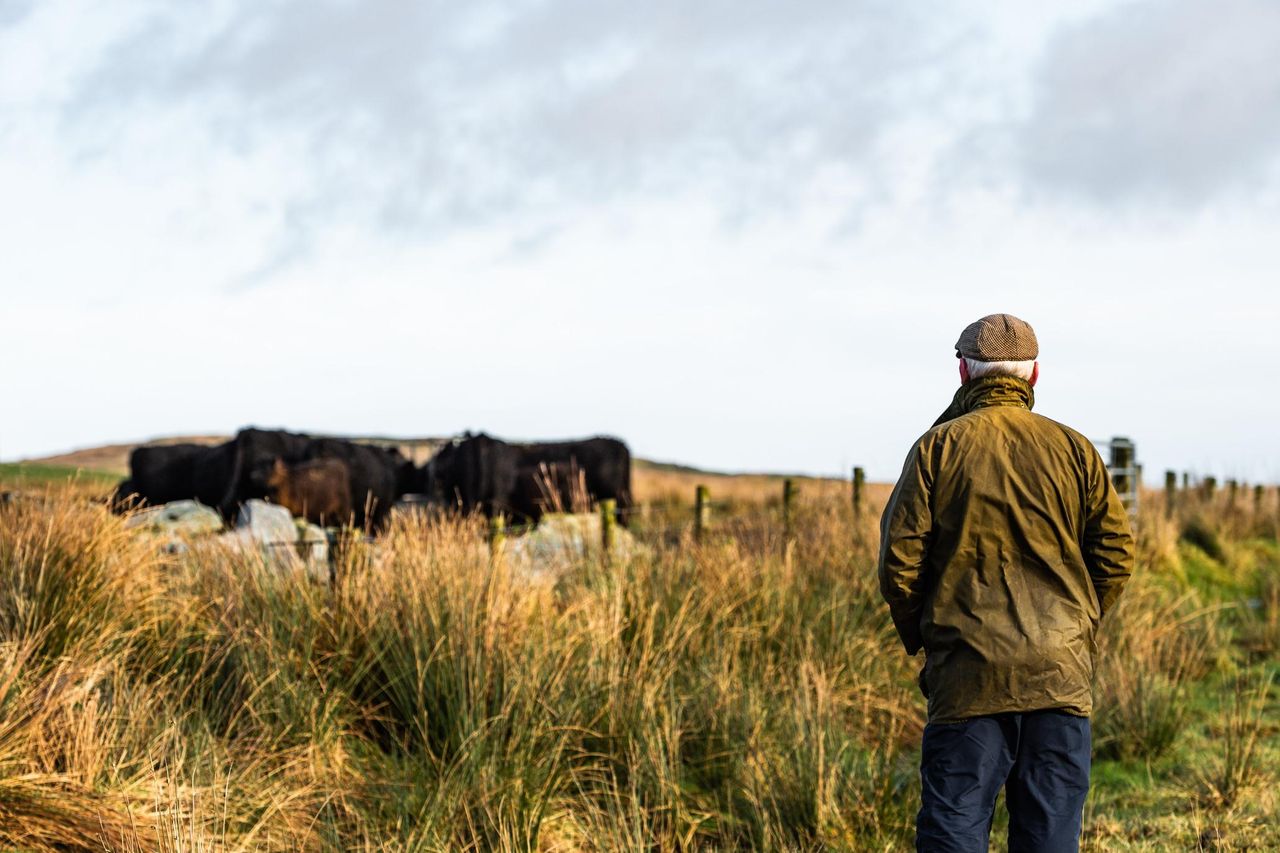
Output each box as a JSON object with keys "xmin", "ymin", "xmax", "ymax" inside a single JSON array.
[{"xmin": 955, "ymin": 314, "xmax": 1039, "ymax": 361}]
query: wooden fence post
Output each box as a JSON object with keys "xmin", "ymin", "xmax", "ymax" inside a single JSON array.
[
  {"xmin": 600, "ymin": 499, "xmax": 617, "ymax": 562},
  {"xmin": 852, "ymin": 466, "xmax": 865, "ymax": 517},
  {"xmin": 327, "ymin": 527, "xmax": 346, "ymax": 588},
  {"xmin": 1203, "ymin": 476, "xmax": 1218, "ymax": 502},
  {"xmin": 1255, "ymin": 484, "xmax": 1265, "ymax": 511},
  {"xmin": 783, "ymin": 478, "xmax": 797, "ymax": 541},
  {"xmin": 1227, "ymin": 479, "xmax": 1239, "ymax": 508},
  {"xmin": 489, "ymin": 514, "xmax": 506, "ymax": 559},
  {"xmin": 1165, "ymin": 470, "xmax": 1177, "ymax": 518},
  {"xmin": 695, "ymin": 485, "xmax": 709, "ymax": 543}
]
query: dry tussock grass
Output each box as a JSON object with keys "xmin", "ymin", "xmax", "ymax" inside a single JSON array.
[
  {"xmin": 631, "ymin": 464, "xmax": 891, "ymax": 510},
  {"xmin": 0, "ymin": 476, "xmax": 1275, "ymax": 850}
]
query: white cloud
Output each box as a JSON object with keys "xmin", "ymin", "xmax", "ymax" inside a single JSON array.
[
  {"xmin": 1014, "ymin": 0, "xmax": 1280, "ymax": 205},
  {"xmin": 55, "ymin": 0, "xmax": 972, "ymax": 256},
  {"xmin": 3, "ymin": 1, "xmax": 1280, "ymax": 483}
]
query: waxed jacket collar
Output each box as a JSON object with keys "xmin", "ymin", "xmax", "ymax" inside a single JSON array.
[{"xmin": 960, "ymin": 374, "xmax": 1035, "ymax": 413}]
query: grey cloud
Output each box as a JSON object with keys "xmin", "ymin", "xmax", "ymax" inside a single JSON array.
[
  {"xmin": 0, "ymin": 0, "xmax": 34, "ymax": 26},
  {"xmin": 66, "ymin": 0, "xmax": 964, "ymax": 254},
  {"xmin": 1016, "ymin": 0, "xmax": 1280, "ymax": 205}
]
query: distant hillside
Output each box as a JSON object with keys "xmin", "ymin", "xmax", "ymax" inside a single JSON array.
[
  {"xmin": 24, "ymin": 434, "xmax": 449, "ymax": 475},
  {"xmin": 30, "ymin": 436, "xmax": 229, "ymax": 477},
  {"xmin": 14, "ymin": 438, "xmax": 871, "ymax": 506},
  {"xmin": 634, "ymin": 458, "xmax": 847, "ymax": 481},
  {"xmin": 29, "ymin": 438, "xmax": 836, "ymax": 480}
]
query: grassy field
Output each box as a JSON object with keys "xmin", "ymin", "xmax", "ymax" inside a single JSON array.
[
  {"xmin": 6, "ymin": 444, "xmax": 859, "ymax": 506},
  {"xmin": 0, "ymin": 462, "xmax": 124, "ymax": 489},
  {"xmin": 0, "ymin": 469, "xmax": 1276, "ymax": 851}
]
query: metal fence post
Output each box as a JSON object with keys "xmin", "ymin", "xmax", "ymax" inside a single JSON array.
[{"xmin": 1108, "ymin": 437, "xmax": 1136, "ymax": 514}]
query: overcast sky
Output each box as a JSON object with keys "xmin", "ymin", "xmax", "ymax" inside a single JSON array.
[{"xmin": 3, "ymin": 0, "xmax": 1280, "ymax": 481}]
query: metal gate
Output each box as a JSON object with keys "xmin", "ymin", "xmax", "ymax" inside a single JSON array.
[{"xmin": 1094, "ymin": 436, "xmax": 1140, "ymax": 516}]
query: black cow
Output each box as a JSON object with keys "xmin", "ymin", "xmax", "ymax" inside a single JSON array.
[
  {"xmin": 385, "ymin": 447, "xmax": 419, "ymax": 497},
  {"xmin": 513, "ymin": 437, "xmax": 632, "ymax": 524},
  {"xmin": 113, "ymin": 442, "xmax": 234, "ymax": 512},
  {"xmin": 422, "ymin": 432, "xmax": 521, "ymax": 519},
  {"xmin": 217, "ymin": 428, "xmax": 313, "ymax": 519},
  {"xmin": 219, "ymin": 428, "xmax": 403, "ymax": 530},
  {"xmin": 423, "ymin": 433, "xmax": 632, "ymax": 525}
]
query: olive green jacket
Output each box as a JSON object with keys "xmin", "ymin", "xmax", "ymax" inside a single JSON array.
[{"xmin": 878, "ymin": 375, "xmax": 1135, "ymax": 722}]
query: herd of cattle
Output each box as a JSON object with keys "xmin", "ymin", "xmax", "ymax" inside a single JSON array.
[{"xmin": 112, "ymin": 428, "xmax": 633, "ymax": 531}]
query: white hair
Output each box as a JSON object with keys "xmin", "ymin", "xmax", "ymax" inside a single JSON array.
[{"xmin": 963, "ymin": 357, "xmax": 1036, "ymax": 381}]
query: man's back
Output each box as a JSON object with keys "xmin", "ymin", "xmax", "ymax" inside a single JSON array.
[
  {"xmin": 882, "ymin": 314, "xmax": 1135, "ymax": 852},
  {"xmin": 879, "ymin": 374, "xmax": 1134, "ymax": 723}
]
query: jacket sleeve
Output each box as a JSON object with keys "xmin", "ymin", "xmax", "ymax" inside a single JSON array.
[
  {"xmin": 1082, "ymin": 448, "xmax": 1135, "ymax": 617},
  {"xmin": 878, "ymin": 442, "xmax": 933, "ymax": 655}
]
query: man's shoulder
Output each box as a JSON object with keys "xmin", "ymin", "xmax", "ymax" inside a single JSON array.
[
  {"xmin": 921, "ymin": 409, "xmax": 1097, "ymax": 453},
  {"xmin": 1026, "ymin": 413, "xmax": 1099, "ymax": 454},
  {"xmin": 916, "ymin": 412, "xmax": 973, "ymax": 449},
  {"xmin": 914, "ymin": 417, "xmax": 963, "ymax": 451}
]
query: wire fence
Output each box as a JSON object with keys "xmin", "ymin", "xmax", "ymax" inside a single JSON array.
[
  {"xmin": 20, "ymin": 435, "xmax": 1280, "ymax": 591},
  {"xmin": 14, "ymin": 434, "xmax": 1207, "ymax": 562},
  {"xmin": 1093, "ymin": 436, "xmax": 1140, "ymax": 516}
]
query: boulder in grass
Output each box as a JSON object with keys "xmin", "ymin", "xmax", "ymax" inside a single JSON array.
[
  {"xmin": 298, "ymin": 521, "xmax": 331, "ymax": 584},
  {"xmin": 218, "ymin": 501, "xmax": 337, "ymax": 582},
  {"xmin": 503, "ymin": 512, "xmax": 642, "ymax": 581},
  {"xmin": 234, "ymin": 500, "xmax": 297, "ymax": 545},
  {"xmin": 124, "ymin": 500, "xmax": 223, "ymax": 536},
  {"xmin": 212, "ymin": 500, "xmax": 304, "ymax": 574},
  {"xmin": 212, "ymin": 529, "xmax": 295, "ymax": 574}
]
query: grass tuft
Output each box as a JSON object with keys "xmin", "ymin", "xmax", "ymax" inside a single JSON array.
[{"xmin": 0, "ymin": 472, "xmax": 1276, "ymax": 849}]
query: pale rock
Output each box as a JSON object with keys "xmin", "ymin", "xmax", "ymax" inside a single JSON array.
[
  {"xmin": 298, "ymin": 522, "xmax": 331, "ymax": 583},
  {"xmin": 502, "ymin": 512, "xmax": 642, "ymax": 581},
  {"xmin": 124, "ymin": 500, "xmax": 223, "ymax": 536},
  {"xmin": 234, "ymin": 500, "xmax": 297, "ymax": 544}
]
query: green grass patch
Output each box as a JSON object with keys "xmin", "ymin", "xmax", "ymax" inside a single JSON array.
[
  {"xmin": 0, "ymin": 480, "xmax": 1277, "ymax": 849},
  {"xmin": 0, "ymin": 462, "xmax": 122, "ymax": 488}
]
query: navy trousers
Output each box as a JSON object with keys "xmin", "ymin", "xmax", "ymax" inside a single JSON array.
[{"xmin": 916, "ymin": 710, "xmax": 1091, "ymax": 853}]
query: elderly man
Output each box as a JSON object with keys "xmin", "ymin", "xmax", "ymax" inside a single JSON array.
[{"xmin": 879, "ymin": 314, "xmax": 1135, "ymax": 853}]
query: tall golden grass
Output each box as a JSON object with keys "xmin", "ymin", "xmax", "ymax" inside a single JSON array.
[{"xmin": 0, "ymin": 476, "xmax": 1276, "ymax": 850}]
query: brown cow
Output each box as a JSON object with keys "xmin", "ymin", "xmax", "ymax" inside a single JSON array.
[{"xmin": 266, "ymin": 457, "xmax": 353, "ymax": 526}]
